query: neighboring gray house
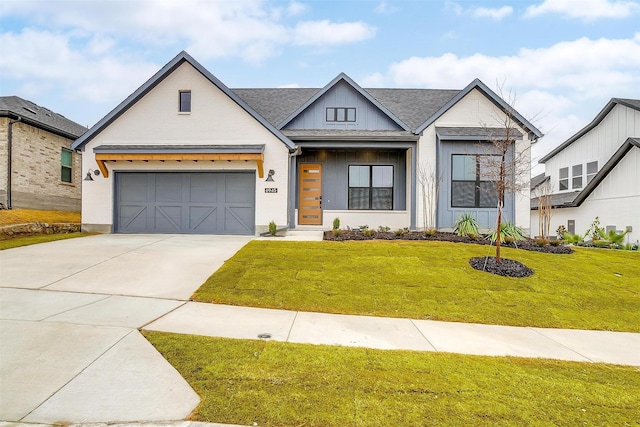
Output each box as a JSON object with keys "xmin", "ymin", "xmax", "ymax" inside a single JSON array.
[
  {"xmin": 72, "ymin": 51, "xmax": 541, "ymax": 235},
  {"xmin": 0, "ymin": 96, "xmax": 87, "ymax": 211}
]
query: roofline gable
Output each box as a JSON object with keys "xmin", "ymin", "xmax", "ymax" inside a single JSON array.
[
  {"xmin": 539, "ymin": 98, "xmax": 640, "ymax": 163},
  {"xmin": 571, "ymin": 137, "xmax": 639, "ymax": 206},
  {"xmin": 277, "ymin": 72, "xmax": 411, "ymax": 131},
  {"xmin": 415, "ymin": 78, "xmax": 543, "ymax": 139},
  {"xmin": 71, "ymin": 51, "xmax": 296, "ymax": 151}
]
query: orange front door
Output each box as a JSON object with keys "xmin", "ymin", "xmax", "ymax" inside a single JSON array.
[{"xmin": 298, "ymin": 163, "xmax": 322, "ymax": 225}]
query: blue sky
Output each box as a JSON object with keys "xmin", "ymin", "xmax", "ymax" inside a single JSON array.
[{"xmin": 1, "ymin": 0, "xmax": 639, "ymax": 170}]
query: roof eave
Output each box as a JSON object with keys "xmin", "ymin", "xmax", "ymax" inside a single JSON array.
[
  {"xmin": 1, "ymin": 110, "xmax": 84, "ymax": 140},
  {"xmin": 415, "ymin": 78, "xmax": 543, "ymax": 139},
  {"xmin": 71, "ymin": 51, "xmax": 296, "ymax": 152}
]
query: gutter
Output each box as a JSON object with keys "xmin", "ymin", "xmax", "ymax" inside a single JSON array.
[{"xmin": 6, "ymin": 116, "xmax": 22, "ymax": 209}]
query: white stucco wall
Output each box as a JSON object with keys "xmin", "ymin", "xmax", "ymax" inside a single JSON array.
[
  {"xmin": 81, "ymin": 62, "xmax": 291, "ymax": 233},
  {"xmin": 532, "ymin": 146, "xmax": 640, "ymax": 243},
  {"xmin": 416, "ymin": 88, "xmax": 533, "ymax": 234}
]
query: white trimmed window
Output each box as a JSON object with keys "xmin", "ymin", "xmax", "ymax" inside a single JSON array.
[
  {"xmin": 586, "ymin": 161, "xmax": 598, "ymax": 183},
  {"xmin": 559, "ymin": 167, "xmax": 568, "ymax": 190},
  {"xmin": 572, "ymin": 164, "xmax": 582, "ymax": 189}
]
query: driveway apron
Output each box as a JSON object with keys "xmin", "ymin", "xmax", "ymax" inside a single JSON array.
[{"xmin": 0, "ymin": 234, "xmax": 251, "ymax": 423}]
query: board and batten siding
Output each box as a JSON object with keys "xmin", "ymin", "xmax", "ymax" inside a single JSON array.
[
  {"xmin": 532, "ymin": 146, "xmax": 640, "ymax": 243},
  {"xmin": 296, "ymin": 149, "xmax": 407, "ymax": 211},
  {"xmin": 284, "ymin": 80, "xmax": 403, "ymax": 131},
  {"xmin": 415, "ymin": 88, "xmax": 532, "ymax": 232},
  {"xmin": 545, "ymin": 103, "xmax": 640, "ymax": 194},
  {"xmin": 81, "ymin": 61, "xmax": 290, "ymax": 233}
]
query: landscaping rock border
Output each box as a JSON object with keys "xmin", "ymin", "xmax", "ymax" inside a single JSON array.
[
  {"xmin": 469, "ymin": 256, "xmax": 535, "ymax": 278},
  {"xmin": 323, "ymin": 230, "xmax": 574, "ymax": 254},
  {"xmin": 0, "ymin": 222, "xmax": 81, "ymax": 237}
]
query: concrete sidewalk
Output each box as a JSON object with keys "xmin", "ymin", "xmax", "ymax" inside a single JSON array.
[{"xmin": 145, "ymin": 301, "xmax": 640, "ymax": 366}]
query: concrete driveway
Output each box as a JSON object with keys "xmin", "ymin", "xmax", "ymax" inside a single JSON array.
[{"xmin": 0, "ymin": 234, "xmax": 251, "ymax": 423}]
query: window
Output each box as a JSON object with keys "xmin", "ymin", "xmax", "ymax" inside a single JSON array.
[
  {"xmin": 451, "ymin": 154, "xmax": 499, "ymax": 208},
  {"xmin": 559, "ymin": 167, "xmax": 568, "ymax": 190},
  {"xmin": 179, "ymin": 90, "xmax": 191, "ymax": 112},
  {"xmin": 61, "ymin": 148, "xmax": 72, "ymax": 183},
  {"xmin": 586, "ymin": 161, "xmax": 598, "ymax": 183},
  {"xmin": 326, "ymin": 107, "xmax": 356, "ymax": 122},
  {"xmin": 572, "ymin": 164, "xmax": 582, "ymax": 189},
  {"xmin": 348, "ymin": 165, "xmax": 393, "ymax": 210}
]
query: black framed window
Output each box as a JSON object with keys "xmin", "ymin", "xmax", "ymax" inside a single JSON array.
[
  {"xmin": 451, "ymin": 154, "xmax": 499, "ymax": 208},
  {"xmin": 326, "ymin": 107, "xmax": 356, "ymax": 122},
  {"xmin": 586, "ymin": 161, "xmax": 598, "ymax": 183},
  {"xmin": 179, "ymin": 90, "xmax": 191, "ymax": 112},
  {"xmin": 348, "ymin": 165, "xmax": 393, "ymax": 210},
  {"xmin": 61, "ymin": 148, "xmax": 72, "ymax": 183},
  {"xmin": 572, "ymin": 164, "xmax": 582, "ymax": 189},
  {"xmin": 559, "ymin": 167, "xmax": 568, "ymax": 190}
]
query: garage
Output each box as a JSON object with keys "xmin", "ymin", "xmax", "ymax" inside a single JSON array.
[{"xmin": 115, "ymin": 172, "xmax": 255, "ymax": 234}]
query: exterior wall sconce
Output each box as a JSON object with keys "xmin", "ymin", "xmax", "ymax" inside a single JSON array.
[
  {"xmin": 84, "ymin": 169, "xmax": 101, "ymax": 181},
  {"xmin": 266, "ymin": 169, "xmax": 275, "ymax": 182}
]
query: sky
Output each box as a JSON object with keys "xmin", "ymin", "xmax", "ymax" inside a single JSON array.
[{"xmin": 1, "ymin": 0, "xmax": 639, "ymax": 172}]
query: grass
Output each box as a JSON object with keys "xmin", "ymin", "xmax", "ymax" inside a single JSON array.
[
  {"xmin": 193, "ymin": 240, "xmax": 640, "ymax": 332},
  {"xmin": 0, "ymin": 208, "xmax": 80, "ymax": 226},
  {"xmin": 0, "ymin": 232, "xmax": 93, "ymax": 250},
  {"xmin": 145, "ymin": 331, "xmax": 640, "ymax": 426}
]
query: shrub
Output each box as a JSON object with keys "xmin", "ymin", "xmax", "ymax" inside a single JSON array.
[
  {"xmin": 487, "ymin": 221, "xmax": 526, "ymax": 244},
  {"xmin": 268, "ymin": 221, "xmax": 277, "ymax": 236},
  {"xmin": 556, "ymin": 225, "xmax": 566, "ymax": 239},
  {"xmin": 534, "ymin": 238, "xmax": 549, "ymax": 247},
  {"xmin": 549, "ymin": 239, "xmax": 564, "ymax": 246},
  {"xmin": 363, "ymin": 229, "xmax": 375, "ymax": 238},
  {"xmin": 453, "ymin": 213, "xmax": 479, "ymax": 237},
  {"xmin": 563, "ymin": 233, "xmax": 583, "ymax": 244},
  {"xmin": 395, "ymin": 227, "xmax": 409, "ymax": 237},
  {"xmin": 332, "ymin": 217, "xmax": 340, "ymax": 230},
  {"xmin": 378, "ymin": 225, "xmax": 391, "ymax": 232},
  {"xmin": 332, "ymin": 229, "xmax": 343, "ymax": 237},
  {"xmin": 359, "ymin": 225, "xmax": 369, "ymax": 231},
  {"xmin": 585, "ymin": 216, "xmax": 604, "ymax": 241},
  {"xmin": 424, "ymin": 227, "xmax": 437, "ymax": 237}
]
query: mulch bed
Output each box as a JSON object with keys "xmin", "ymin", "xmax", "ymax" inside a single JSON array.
[
  {"xmin": 323, "ymin": 230, "xmax": 574, "ymax": 255},
  {"xmin": 469, "ymin": 257, "xmax": 535, "ymax": 278}
]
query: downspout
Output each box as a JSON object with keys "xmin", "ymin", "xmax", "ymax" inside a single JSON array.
[{"xmin": 6, "ymin": 116, "xmax": 22, "ymax": 209}]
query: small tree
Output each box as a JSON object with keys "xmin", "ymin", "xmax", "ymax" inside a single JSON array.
[
  {"xmin": 417, "ymin": 162, "xmax": 443, "ymax": 230},
  {"xmin": 480, "ymin": 86, "xmax": 533, "ymax": 263},
  {"xmin": 533, "ymin": 180, "xmax": 553, "ymax": 239}
]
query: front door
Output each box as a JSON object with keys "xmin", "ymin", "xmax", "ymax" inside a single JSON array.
[{"xmin": 298, "ymin": 163, "xmax": 322, "ymax": 225}]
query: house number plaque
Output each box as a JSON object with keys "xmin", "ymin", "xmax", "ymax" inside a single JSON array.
[{"xmin": 264, "ymin": 188, "xmax": 278, "ymax": 193}]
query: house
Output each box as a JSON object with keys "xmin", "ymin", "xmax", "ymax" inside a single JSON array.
[
  {"xmin": 0, "ymin": 96, "xmax": 87, "ymax": 211},
  {"xmin": 72, "ymin": 51, "xmax": 541, "ymax": 235},
  {"xmin": 531, "ymin": 98, "xmax": 640, "ymax": 244}
]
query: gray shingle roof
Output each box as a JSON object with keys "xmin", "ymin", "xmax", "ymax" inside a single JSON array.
[
  {"xmin": 530, "ymin": 191, "xmax": 579, "ymax": 209},
  {"xmin": 282, "ymin": 129, "xmax": 417, "ymax": 141},
  {"xmin": 436, "ymin": 126, "xmax": 523, "ymax": 140},
  {"xmin": 233, "ymin": 87, "xmax": 459, "ymax": 132},
  {"xmin": 530, "ymin": 173, "xmax": 549, "ymax": 190},
  {"xmin": 0, "ymin": 96, "xmax": 87, "ymax": 139}
]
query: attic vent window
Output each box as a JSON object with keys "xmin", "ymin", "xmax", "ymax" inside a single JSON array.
[
  {"xmin": 179, "ymin": 90, "xmax": 191, "ymax": 113},
  {"xmin": 326, "ymin": 107, "xmax": 355, "ymax": 122},
  {"xmin": 22, "ymin": 107, "xmax": 37, "ymax": 114}
]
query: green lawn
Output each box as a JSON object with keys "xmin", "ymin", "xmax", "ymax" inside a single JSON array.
[
  {"xmin": 145, "ymin": 331, "xmax": 640, "ymax": 426},
  {"xmin": 193, "ymin": 240, "xmax": 640, "ymax": 332},
  {"xmin": 0, "ymin": 232, "xmax": 93, "ymax": 250}
]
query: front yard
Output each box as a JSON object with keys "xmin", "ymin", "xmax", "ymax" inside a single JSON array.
[
  {"xmin": 193, "ymin": 240, "xmax": 640, "ymax": 332},
  {"xmin": 145, "ymin": 332, "xmax": 640, "ymax": 426}
]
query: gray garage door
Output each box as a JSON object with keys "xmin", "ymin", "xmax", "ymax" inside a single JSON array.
[{"xmin": 115, "ymin": 172, "xmax": 255, "ymax": 234}]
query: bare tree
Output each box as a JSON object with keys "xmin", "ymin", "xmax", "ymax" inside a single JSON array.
[
  {"xmin": 533, "ymin": 180, "xmax": 553, "ymax": 239},
  {"xmin": 417, "ymin": 163, "xmax": 443, "ymax": 230},
  {"xmin": 480, "ymin": 86, "xmax": 532, "ymax": 263}
]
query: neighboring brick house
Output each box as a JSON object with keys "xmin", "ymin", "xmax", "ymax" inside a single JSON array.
[{"xmin": 0, "ymin": 96, "xmax": 87, "ymax": 211}]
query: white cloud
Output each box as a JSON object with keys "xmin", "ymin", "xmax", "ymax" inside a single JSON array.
[
  {"xmin": 363, "ymin": 34, "xmax": 640, "ymax": 161},
  {"xmin": 375, "ymin": 1, "xmax": 399, "ymax": 14},
  {"xmin": 287, "ymin": 1, "xmax": 309, "ymax": 17},
  {"xmin": 472, "ymin": 6, "xmax": 514, "ymax": 20},
  {"xmin": 525, "ymin": 0, "xmax": 640, "ymax": 21},
  {"xmin": 293, "ymin": 20, "xmax": 376, "ymax": 46}
]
